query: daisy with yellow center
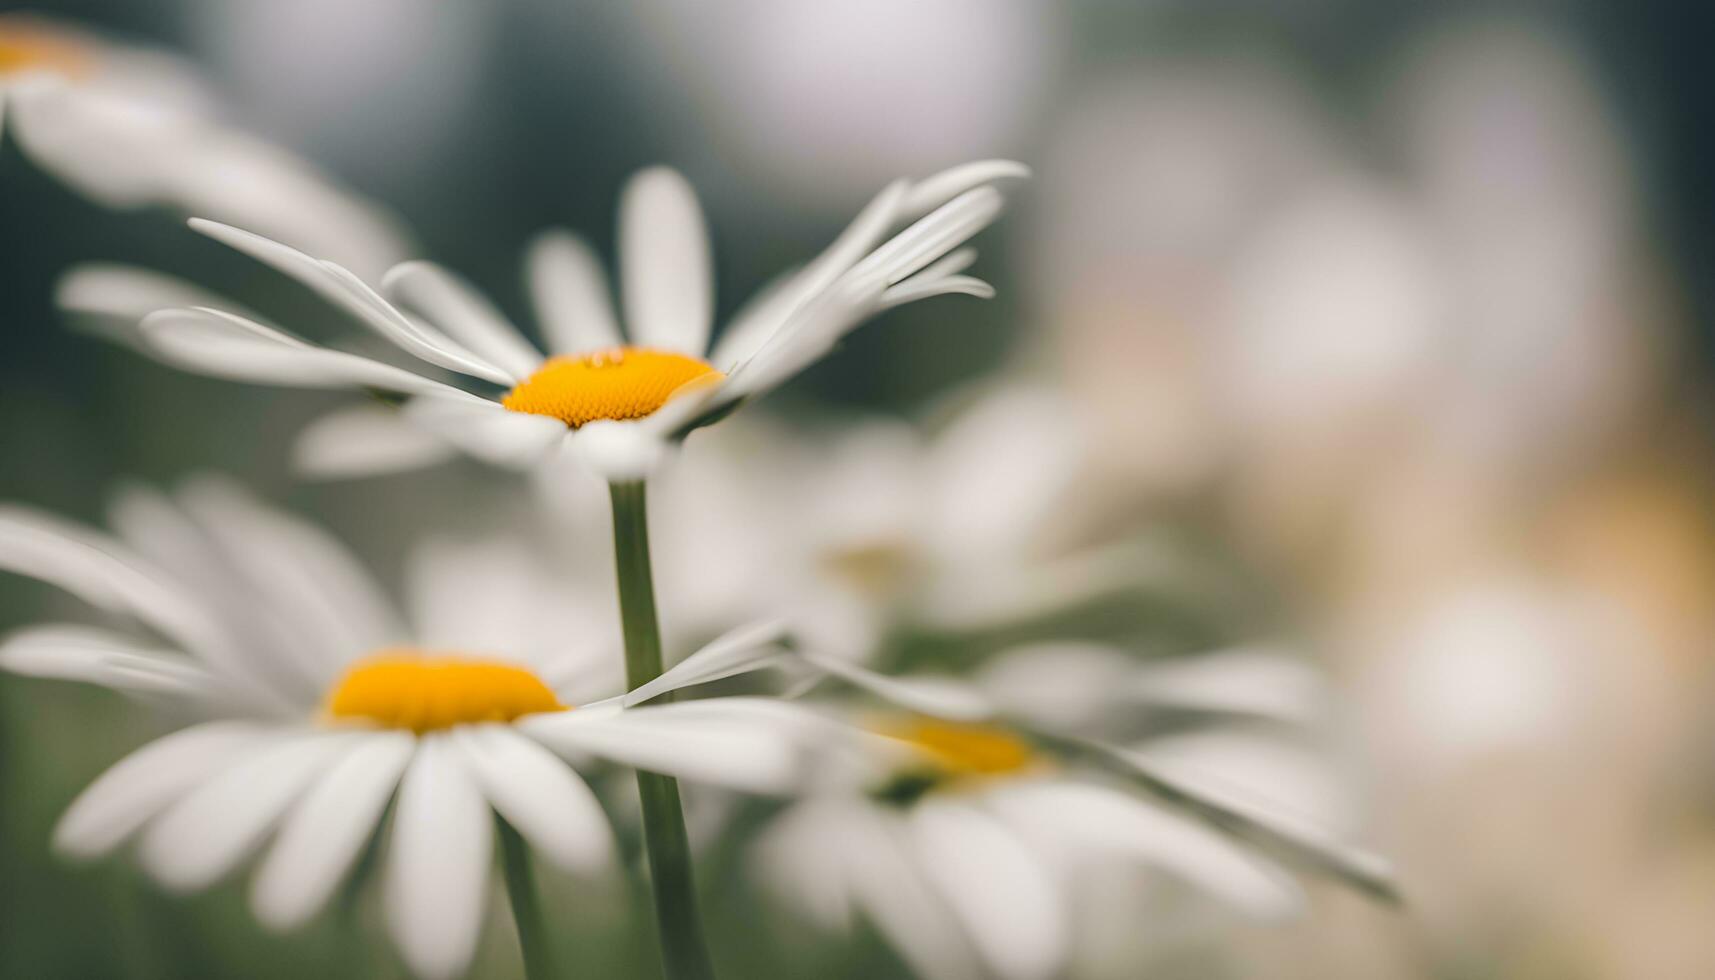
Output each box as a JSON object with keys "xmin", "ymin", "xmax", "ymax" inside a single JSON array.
[
  {"xmin": 0, "ymin": 478, "xmax": 828, "ymax": 980},
  {"xmin": 63, "ymin": 160, "xmax": 1022, "ymax": 481}
]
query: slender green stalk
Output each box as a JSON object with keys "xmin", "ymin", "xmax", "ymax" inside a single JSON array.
[
  {"xmin": 499, "ymin": 818, "xmax": 554, "ymax": 980},
  {"xmin": 609, "ymin": 480, "xmax": 718, "ymax": 980}
]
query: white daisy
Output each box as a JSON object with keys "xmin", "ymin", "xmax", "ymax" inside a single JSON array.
[
  {"xmin": 0, "ymin": 13, "xmax": 408, "ymax": 276},
  {"xmin": 62, "ymin": 160, "xmax": 1024, "ymax": 481},
  {"xmin": 640, "ymin": 642, "xmax": 1389, "ymax": 980},
  {"xmin": 0, "ymin": 477, "xmax": 827, "ymax": 980}
]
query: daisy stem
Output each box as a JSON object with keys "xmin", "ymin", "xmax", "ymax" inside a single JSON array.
[
  {"xmin": 609, "ymin": 480, "xmax": 718, "ymax": 980},
  {"xmin": 498, "ymin": 818, "xmax": 554, "ymax": 980}
]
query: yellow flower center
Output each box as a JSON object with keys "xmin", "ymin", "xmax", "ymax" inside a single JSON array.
[
  {"xmin": 324, "ymin": 652, "xmax": 567, "ymax": 733},
  {"xmin": 501, "ymin": 347, "xmax": 723, "ymax": 428},
  {"xmin": 0, "ymin": 18, "xmax": 92, "ymax": 78},
  {"xmin": 875, "ymin": 717, "xmax": 1039, "ymax": 778}
]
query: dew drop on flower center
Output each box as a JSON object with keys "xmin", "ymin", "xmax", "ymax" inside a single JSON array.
[
  {"xmin": 325, "ymin": 652, "xmax": 567, "ymax": 732},
  {"xmin": 501, "ymin": 346, "xmax": 723, "ymax": 428}
]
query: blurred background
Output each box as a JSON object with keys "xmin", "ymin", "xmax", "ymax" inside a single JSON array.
[{"xmin": 3, "ymin": 1, "xmax": 1714, "ymax": 977}]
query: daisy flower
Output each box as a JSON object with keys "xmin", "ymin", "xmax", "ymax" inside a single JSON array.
[
  {"xmin": 0, "ymin": 477, "xmax": 826, "ymax": 980},
  {"xmin": 640, "ymin": 641, "xmax": 1391, "ymax": 980},
  {"xmin": 63, "ymin": 160, "xmax": 1023, "ymax": 481},
  {"xmin": 1, "ymin": 13, "xmax": 408, "ymax": 276}
]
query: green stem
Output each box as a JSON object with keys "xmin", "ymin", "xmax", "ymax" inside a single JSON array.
[
  {"xmin": 499, "ymin": 818, "xmax": 554, "ymax": 980},
  {"xmin": 609, "ymin": 481, "xmax": 718, "ymax": 980}
]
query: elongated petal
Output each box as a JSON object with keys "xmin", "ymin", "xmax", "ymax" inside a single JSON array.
[
  {"xmin": 57, "ymin": 264, "xmax": 256, "ymax": 348},
  {"xmin": 526, "ymin": 230, "xmax": 622, "ymax": 356},
  {"xmin": 0, "ymin": 623, "xmax": 218, "ymax": 699},
  {"xmin": 622, "ymin": 619, "xmax": 790, "ymax": 706},
  {"xmin": 569, "ymin": 419, "xmax": 669, "ymax": 481},
  {"xmin": 910, "ymin": 799, "xmax": 1067, "ymax": 980},
  {"xmin": 845, "ymin": 806, "xmax": 983, "ymax": 980},
  {"xmin": 386, "ymin": 736, "xmax": 493, "ymax": 980},
  {"xmin": 402, "ymin": 395, "xmax": 568, "ymax": 469},
  {"xmin": 899, "ymin": 160, "xmax": 1031, "ymax": 216},
  {"xmin": 189, "ymin": 219, "xmax": 514, "ymax": 385},
  {"xmin": 852, "ymin": 187, "xmax": 1004, "ymax": 287},
  {"xmin": 139, "ymin": 731, "xmax": 352, "ymax": 893},
  {"xmin": 799, "ymin": 652, "xmax": 996, "ymax": 722},
  {"xmin": 454, "ymin": 725, "xmax": 614, "ymax": 874},
  {"xmin": 619, "ymin": 167, "xmax": 713, "ymax": 355},
  {"xmin": 1127, "ymin": 648, "xmax": 1326, "ymax": 723},
  {"xmin": 54, "ymin": 722, "xmax": 265, "ymax": 860},
  {"xmin": 384, "ymin": 262, "xmax": 545, "ymax": 379},
  {"xmin": 252, "ymin": 733, "xmax": 414, "ymax": 931},
  {"xmin": 293, "ymin": 406, "xmax": 459, "ymax": 480}
]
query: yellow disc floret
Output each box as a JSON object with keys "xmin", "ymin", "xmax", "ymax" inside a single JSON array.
[
  {"xmin": 325, "ymin": 652, "xmax": 567, "ymax": 733},
  {"xmin": 0, "ymin": 17, "xmax": 93, "ymax": 78},
  {"xmin": 501, "ymin": 347, "xmax": 723, "ymax": 428},
  {"xmin": 874, "ymin": 717, "xmax": 1040, "ymax": 778}
]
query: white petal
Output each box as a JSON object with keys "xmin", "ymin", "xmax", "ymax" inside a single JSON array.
[
  {"xmin": 293, "ymin": 406, "xmax": 459, "ymax": 480},
  {"xmin": 523, "ymin": 697, "xmax": 829, "ymax": 794},
  {"xmin": 799, "ymin": 653, "xmax": 996, "ymax": 722},
  {"xmin": 526, "ymin": 230, "xmax": 622, "ymax": 356},
  {"xmin": 751, "ymin": 799, "xmax": 858, "ymax": 933},
  {"xmin": 969, "ymin": 642, "xmax": 1136, "ymax": 729},
  {"xmin": 843, "ymin": 806, "xmax": 983, "ymax": 980},
  {"xmin": 570, "ymin": 419, "xmax": 670, "ymax": 481},
  {"xmin": 909, "ymin": 798, "xmax": 1067, "ymax": 980},
  {"xmin": 619, "ymin": 167, "xmax": 713, "ymax": 355},
  {"xmin": 718, "ymin": 272, "xmax": 887, "ymax": 401},
  {"xmin": 851, "ymin": 187, "xmax": 1005, "ymax": 286},
  {"xmin": 139, "ymin": 306, "xmax": 480, "ymax": 398},
  {"xmin": 1132, "ymin": 729, "xmax": 1348, "ymax": 834},
  {"xmin": 0, "ymin": 623, "xmax": 218, "ymax": 699},
  {"xmin": 881, "ymin": 273, "xmax": 993, "ymax": 306},
  {"xmin": 189, "ymin": 219, "xmax": 514, "ymax": 385},
  {"xmin": 54, "ymin": 722, "xmax": 265, "ymax": 860},
  {"xmin": 252, "ymin": 733, "xmax": 415, "ymax": 931},
  {"xmin": 622, "ymin": 619, "xmax": 790, "ymax": 707},
  {"xmin": 1127, "ymin": 648, "xmax": 1326, "ymax": 723},
  {"xmin": 139, "ymin": 731, "xmax": 353, "ymax": 893},
  {"xmin": 56, "ymin": 264, "xmax": 258, "ymax": 348},
  {"xmin": 384, "ymin": 261, "xmax": 545, "ymax": 380},
  {"xmin": 402, "ymin": 395, "xmax": 568, "ymax": 469},
  {"xmin": 386, "ymin": 735, "xmax": 493, "ymax": 980},
  {"xmin": 986, "ymin": 780, "xmax": 1304, "ymax": 920},
  {"xmin": 454, "ymin": 725, "xmax": 614, "ymax": 874},
  {"xmin": 899, "ymin": 160, "xmax": 1031, "ymax": 216}
]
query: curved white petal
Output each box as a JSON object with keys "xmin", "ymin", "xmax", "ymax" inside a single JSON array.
[
  {"xmin": 800, "ymin": 653, "xmax": 996, "ymax": 722},
  {"xmin": 751, "ymin": 799, "xmax": 858, "ymax": 933},
  {"xmin": 899, "ymin": 160, "xmax": 1031, "ymax": 216},
  {"xmin": 385, "ymin": 735, "xmax": 494, "ymax": 980},
  {"xmin": 986, "ymin": 780, "xmax": 1304, "ymax": 920},
  {"xmin": 909, "ymin": 798, "xmax": 1067, "ymax": 980},
  {"xmin": 56, "ymin": 264, "xmax": 254, "ymax": 348},
  {"xmin": 402, "ymin": 395, "xmax": 568, "ymax": 470},
  {"xmin": 252, "ymin": 733, "xmax": 415, "ymax": 931},
  {"xmin": 851, "ymin": 187, "xmax": 1005, "ymax": 287},
  {"xmin": 293, "ymin": 405, "xmax": 460, "ymax": 480},
  {"xmin": 454, "ymin": 725, "xmax": 614, "ymax": 874},
  {"xmin": 622, "ymin": 619, "xmax": 790, "ymax": 707},
  {"xmin": 0, "ymin": 623, "xmax": 218, "ymax": 699},
  {"xmin": 1127, "ymin": 648, "xmax": 1325, "ymax": 723},
  {"xmin": 54, "ymin": 722, "xmax": 265, "ymax": 860},
  {"xmin": 570, "ymin": 419, "xmax": 670, "ymax": 481},
  {"xmin": 189, "ymin": 219, "xmax": 514, "ymax": 385},
  {"xmin": 384, "ymin": 262, "xmax": 545, "ymax": 380},
  {"xmin": 526, "ymin": 230, "xmax": 622, "ymax": 356},
  {"xmin": 719, "ymin": 272, "xmax": 887, "ymax": 401},
  {"xmin": 619, "ymin": 167, "xmax": 713, "ymax": 355},
  {"xmin": 139, "ymin": 731, "xmax": 353, "ymax": 893},
  {"xmin": 844, "ymin": 806, "xmax": 983, "ymax": 980}
]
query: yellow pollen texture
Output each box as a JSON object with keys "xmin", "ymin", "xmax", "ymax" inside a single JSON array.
[
  {"xmin": 876, "ymin": 717, "xmax": 1039, "ymax": 777},
  {"xmin": 325, "ymin": 652, "xmax": 567, "ymax": 733},
  {"xmin": 0, "ymin": 18, "xmax": 92, "ymax": 77},
  {"xmin": 501, "ymin": 347, "xmax": 722, "ymax": 428}
]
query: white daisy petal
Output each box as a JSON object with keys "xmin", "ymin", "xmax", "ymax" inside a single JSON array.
[
  {"xmin": 751, "ymin": 799, "xmax": 858, "ymax": 933},
  {"xmin": 799, "ymin": 653, "xmax": 996, "ymax": 722},
  {"xmin": 619, "ymin": 167, "xmax": 713, "ymax": 355},
  {"xmin": 252, "ymin": 732, "xmax": 415, "ymax": 932},
  {"xmin": 899, "ymin": 159, "xmax": 1031, "ymax": 216},
  {"xmin": 909, "ymin": 798, "xmax": 1067, "ymax": 980},
  {"xmin": 56, "ymin": 264, "xmax": 255, "ymax": 347},
  {"xmin": 139, "ymin": 731, "xmax": 353, "ymax": 893},
  {"xmin": 881, "ymin": 273, "xmax": 994, "ymax": 307},
  {"xmin": 569, "ymin": 419, "xmax": 670, "ymax": 481},
  {"xmin": 986, "ymin": 780, "xmax": 1305, "ymax": 920},
  {"xmin": 453, "ymin": 725, "xmax": 614, "ymax": 874},
  {"xmin": 402, "ymin": 395, "xmax": 568, "ymax": 470},
  {"xmin": 1128, "ymin": 648, "xmax": 1325, "ymax": 723},
  {"xmin": 53, "ymin": 722, "xmax": 265, "ymax": 860},
  {"xmin": 844, "ymin": 806, "xmax": 984, "ymax": 980},
  {"xmin": 526, "ymin": 230, "xmax": 622, "ymax": 356},
  {"xmin": 386, "ymin": 735, "xmax": 494, "ymax": 980},
  {"xmin": 292, "ymin": 405, "xmax": 459, "ymax": 480},
  {"xmin": 622, "ymin": 619, "xmax": 790, "ymax": 707},
  {"xmin": 719, "ymin": 272, "xmax": 887, "ymax": 401},
  {"xmin": 852, "ymin": 187, "xmax": 1005, "ymax": 286},
  {"xmin": 138, "ymin": 306, "xmax": 483, "ymax": 399},
  {"xmin": 188, "ymin": 219, "xmax": 514, "ymax": 385},
  {"xmin": 0, "ymin": 623, "xmax": 218, "ymax": 699},
  {"xmin": 384, "ymin": 261, "xmax": 545, "ymax": 380}
]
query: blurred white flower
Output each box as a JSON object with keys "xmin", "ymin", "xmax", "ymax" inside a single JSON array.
[
  {"xmin": 66, "ymin": 161, "xmax": 1023, "ymax": 482},
  {"xmin": 0, "ymin": 478, "xmax": 823, "ymax": 980},
  {"xmin": 0, "ymin": 13, "xmax": 409, "ymax": 277}
]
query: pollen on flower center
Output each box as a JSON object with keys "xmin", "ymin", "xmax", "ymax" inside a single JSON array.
[
  {"xmin": 875, "ymin": 717, "xmax": 1039, "ymax": 778},
  {"xmin": 324, "ymin": 652, "xmax": 567, "ymax": 733},
  {"xmin": 0, "ymin": 18, "xmax": 92, "ymax": 77},
  {"xmin": 501, "ymin": 347, "xmax": 723, "ymax": 428}
]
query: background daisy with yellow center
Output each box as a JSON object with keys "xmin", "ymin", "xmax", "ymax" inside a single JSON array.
[{"xmin": 0, "ymin": 477, "xmax": 837, "ymax": 980}]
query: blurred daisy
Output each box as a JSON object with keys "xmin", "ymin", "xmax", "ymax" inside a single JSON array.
[
  {"xmin": 64, "ymin": 160, "xmax": 1022, "ymax": 481},
  {"xmin": 640, "ymin": 640, "xmax": 1389, "ymax": 980},
  {"xmin": 0, "ymin": 478, "xmax": 823, "ymax": 980},
  {"xmin": 0, "ymin": 13, "xmax": 408, "ymax": 276}
]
